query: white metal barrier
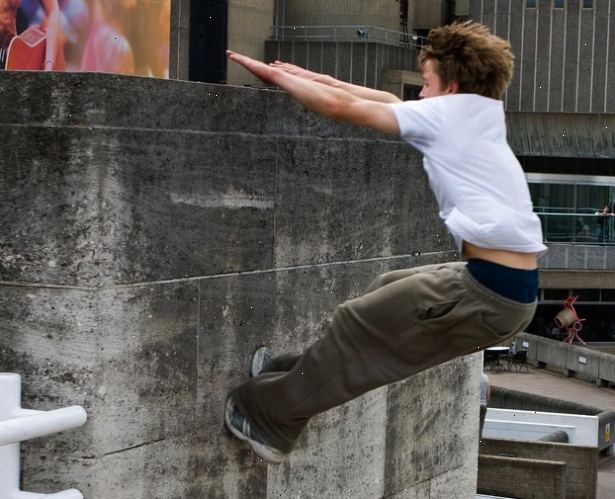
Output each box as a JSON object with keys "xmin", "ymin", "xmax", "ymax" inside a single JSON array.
[{"xmin": 0, "ymin": 373, "xmax": 87, "ymax": 499}]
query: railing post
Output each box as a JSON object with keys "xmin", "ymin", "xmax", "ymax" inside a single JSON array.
[{"xmin": 0, "ymin": 373, "xmax": 87, "ymax": 499}]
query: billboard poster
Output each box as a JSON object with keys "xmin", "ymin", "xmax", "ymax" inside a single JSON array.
[{"xmin": 0, "ymin": 0, "xmax": 170, "ymax": 77}]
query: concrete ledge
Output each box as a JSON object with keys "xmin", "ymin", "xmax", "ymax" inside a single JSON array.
[
  {"xmin": 478, "ymin": 454, "xmax": 566, "ymax": 499},
  {"xmin": 517, "ymin": 332, "xmax": 615, "ymax": 385},
  {"xmin": 479, "ymin": 437, "xmax": 597, "ymax": 499}
]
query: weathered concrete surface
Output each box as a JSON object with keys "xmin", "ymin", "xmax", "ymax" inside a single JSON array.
[
  {"xmin": 0, "ymin": 71, "xmax": 481, "ymax": 498},
  {"xmin": 478, "ymin": 454, "xmax": 567, "ymax": 499},
  {"xmin": 539, "ymin": 244, "xmax": 615, "ymax": 272},
  {"xmin": 506, "ymin": 112, "xmax": 615, "ymax": 158},
  {"xmin": 480, "ymin": 438, "xmax": 598, "ymax": 499}
]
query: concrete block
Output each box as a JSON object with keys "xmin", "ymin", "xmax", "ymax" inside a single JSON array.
[
  {"xmin": 90, "ymin": 284, "xmax": 200, "ymax": 454},
  {"xmin": 273, "ymin": 138, "xmax": 449, "ymax": 268},
  {"xmin": 383, "ymin": 354, "xmax": 481, "ymax": 495},
  {"xmin": 544, "ymin": 244, "xmax": 567, "ymax": 269},
  {"xmin": 478, "ymin": 454, "xmax": 566, "ymax": 499},
  {"xmin": 598, "ymin": 351, "xmax": 615, "ymax": 384},
  {"xmin": 0, "ymin": 72, "xmax": 278, "ymax": 136},
  {"xmin": 565, "ymin": 344, "xmax": 601, "ymax": 382},
  {"xmin": 92, "ymin": 130, "xmax": 277, "ymax": 283},
  {"xmin": 480, "ymin": 437, "xmax": 598, "ymax": 499},
  {"xmin": 267, "ymin": 389, "xmax": 388, "ymax": 498},
  {"xmin": 567, "ymin": 246, "xmax": 587, "ymax": 270},
  {"xmin": 535, "ymin": 335, "xmax": 571, "ymax": 375},
  {"xmin": 25, "ymin": 432, "xmax": 268, "ymax": 499},
  {"xmin": 0, "ymin": 127, "xmax": 103, "ymax": 286},
  {"xmin": 0, "ymin": 282, "xmax": 200, "ymax": 457},
  {"xmin": 428, "ymin": 462, "xmax": 478, "ymax": 499},
  {"xmin": 605, "ymin": 246, "xmax": 615, "ymax": 270},
  {"xmin": 516, "ymin": 332, "xmax": 538, "ymax": 363},
  {"xmin": 0, "ymin": 127, "xmax": 277, "ymax": 286}
]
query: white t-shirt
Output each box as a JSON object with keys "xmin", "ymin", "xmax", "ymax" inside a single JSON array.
[{"xmin": 390, "ymin": 94, "xmax": 547, "ymax": 254}]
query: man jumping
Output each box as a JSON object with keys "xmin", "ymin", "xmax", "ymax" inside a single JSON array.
[{"xmin": 224, "ymin": 21, "xmax": 546, "ymax": 463}]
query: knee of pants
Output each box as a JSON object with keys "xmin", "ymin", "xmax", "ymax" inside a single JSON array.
[{"xmin": 365, "ymin": 273, "xmax": 391, "ymax": 293}]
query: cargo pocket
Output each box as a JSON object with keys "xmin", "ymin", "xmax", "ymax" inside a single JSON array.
[
  {"xmin": 478, "ymin": 310, "xmax": 520, "ymax": 340},
  {"xmin": 417, "ymin": 301, "xmax": 459, "ymax": 321}
]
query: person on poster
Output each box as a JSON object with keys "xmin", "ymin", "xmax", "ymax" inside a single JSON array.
[
  {"xmin": 223, "ymin": 21, "xmax": 545, "ymax": 463},
  {"xmin": 20, "ymin": 0, "xmax": 90, "ymax": 71},
  {"xmin": 80, "ymin": 0, "xmax": 134, "ymax": 75},
  {"xmin": 0, "ymin": 0, "xmax": 62, "ymax": 70}
]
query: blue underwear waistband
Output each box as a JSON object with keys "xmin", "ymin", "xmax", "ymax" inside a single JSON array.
[{"xmin": 466, "ymin": 258, "xmax": 538, "ymax": 304}]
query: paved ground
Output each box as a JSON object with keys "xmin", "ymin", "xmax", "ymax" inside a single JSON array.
[{"xmin": 488, "ymin": 365, "xmax": 615, "ymax": 499}]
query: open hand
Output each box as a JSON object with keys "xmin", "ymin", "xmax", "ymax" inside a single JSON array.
[{"xmin": 226, "ymin": 50, "xmax": 278, "ymax": 84}]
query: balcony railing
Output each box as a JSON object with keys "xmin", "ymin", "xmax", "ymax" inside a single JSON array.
[
  {"xmin": 270, "ymin": 25, "xmax": 426, "ymax": 48},
  {"xmin": 536, "ymin": 210, "xmax": 615, "ymax": 245}
]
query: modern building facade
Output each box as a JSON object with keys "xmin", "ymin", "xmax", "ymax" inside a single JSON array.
[{"xmin": 472, "ymin": 0, "xmax": 615, "ymax": 341}]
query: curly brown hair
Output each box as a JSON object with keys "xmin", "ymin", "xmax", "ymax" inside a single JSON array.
[{"xmin": 418, "ymin": 21, "xmax": 514, "ymax": 99}]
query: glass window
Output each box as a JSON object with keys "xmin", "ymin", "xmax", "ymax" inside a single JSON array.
[
  {"xmin": 554, "ymin": 0, "xmax": 565, "ymax": 7},
  {"xmin": 601, "ymin": 289, "xmax": 615, "ymax": 302},
  {"xmin": 583, "ymin": 0, "xmax": 593, "ymax": 8},
  {"xmin": 529, "ymin": 180, "xmax": 615, "ymax": 245},
  {"xmin": 527, "ymin": 0, "xmax": 537, "ymax": 7}
]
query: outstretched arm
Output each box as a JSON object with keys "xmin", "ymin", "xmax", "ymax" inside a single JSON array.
[
  {"xmin": 227, "ymin": 51, "xmax": 400, "ymax": 135},
  {"xmin": 270, "ymin": 61, "xmax": 402, "ymax": 104}
]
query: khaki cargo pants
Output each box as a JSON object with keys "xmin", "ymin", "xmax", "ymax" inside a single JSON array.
[{"xmin": 233, "ymin": 262, "xmax": 537, "ymax": 453}]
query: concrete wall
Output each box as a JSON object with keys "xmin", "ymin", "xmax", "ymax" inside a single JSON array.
[
  {"xmin": 276, "ymin": 0, "xmax": 402, "ymax": 31},
  {"xmin": 518, "ymin": 332, "xmax": 615, "ymax": 388},
  {"xmin": 479, "ymin": 437, "xmax": 598, "ymax": 499},
  {"xmin": 478, "ymin": 454, "xmax": 567, "ymax": 499},
  {"xmin": 539, "ymin": 245, "xmax": 615, "ymax": 272},
  {"xmin": 506, "ymin": 112, "xmax": 615, "ymax": 159},
  {"xmin": 540, "ymin": 269, "xmax": 615, "ymax": 288},
  {"xmin": 471, "ymin": 0, "xmax": 615, "ymax": 113},
  {"xmin": 0, "ymin": 71, "xmax": 483, "ymax": 498},
  {"xmin": 414, "ymin": 0, "xmax": 447, "ymax": 29}
]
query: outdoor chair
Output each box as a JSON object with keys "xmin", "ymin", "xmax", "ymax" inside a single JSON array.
[{"xmin": 506, "ymin": 350, "xmax": 529, "ymax": 373}]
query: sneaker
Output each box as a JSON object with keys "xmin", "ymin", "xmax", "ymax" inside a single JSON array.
[
  {"xmin": 250, "ymin": 346, "xmax": 272, "ymax": 377},
  {"xmin": 224, "ymin": 395, "xmax": 287, "ymax": 464}
]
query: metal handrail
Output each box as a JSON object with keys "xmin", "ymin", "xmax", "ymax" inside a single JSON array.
[
  {"xmin": 535, "ymin": 210, "xmax": 615, "ymax": 245},
  {"xmin": 270, "ymin": 25, "xmax": 426, "ymax": 48}
]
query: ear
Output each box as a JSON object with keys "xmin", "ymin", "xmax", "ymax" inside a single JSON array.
[{"xmin": 447, "ymin": 81, "xmax": 459, "ymax": 94}]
